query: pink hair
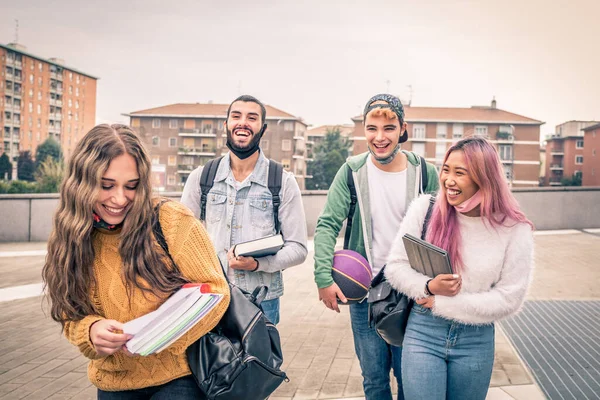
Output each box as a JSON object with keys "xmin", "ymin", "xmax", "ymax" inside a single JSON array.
[{"xmin": 426, "ymin": 136, "xmax": 534, "ymax": 272}]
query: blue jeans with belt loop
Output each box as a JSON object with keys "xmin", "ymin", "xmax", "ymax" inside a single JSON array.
[{"xmin": 401, "ymin": 303, "xmax": 495, "ymax": 400}]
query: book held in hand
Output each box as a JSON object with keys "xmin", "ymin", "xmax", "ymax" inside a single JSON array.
[
  {"xmin": 233, "ymin": 234, "xmax": 284, "ymax": 258},
  {"xmin": 402, "ymin": 233, "xmax": 453, "ymax": 277},
  {"xmin": 123, "ymin": 283, "xmax": 223, "ymax": 356}
]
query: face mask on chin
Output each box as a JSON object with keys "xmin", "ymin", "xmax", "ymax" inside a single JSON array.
[{"xmin": 226, "ymin": 124, "xmax": 266, "ymax": 160}]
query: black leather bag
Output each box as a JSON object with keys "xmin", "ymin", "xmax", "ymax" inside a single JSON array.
[
  {"xmin": 186, "ymin": 283, "xmax": 288, "ymax": 400},
  {"xmin": 152, "ymin": 200, "xmax": 287, "ymax": 400},
  {"xmin": 367, "ymin": 197, "xmax": 436, "ymax": 347}
]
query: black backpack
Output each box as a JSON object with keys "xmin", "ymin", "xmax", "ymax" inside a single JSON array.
[
  {"xmin": 344, "ymin": 154, "xmax": 429, "ymax": 248},
  {"xmin": 199, "ymin": 156, "xmax": 283, "ymax": 233},
  {"xmin": 152, "ymin": 200, "xmax": 288, "ymax": 400}
]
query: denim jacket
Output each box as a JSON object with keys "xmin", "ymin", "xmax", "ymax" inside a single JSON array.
[{"xmin": 181, "ymin": 151, "xmax": 308, "ymax": 300}]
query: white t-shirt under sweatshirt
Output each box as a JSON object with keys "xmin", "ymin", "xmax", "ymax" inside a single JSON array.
[
  {"xmin": 385, "ymin": 194, "xmax": 534, "ymax": 325},
  {"xmin": 367, "ymin": 156, "xmax": 407, "ymax": 276}
]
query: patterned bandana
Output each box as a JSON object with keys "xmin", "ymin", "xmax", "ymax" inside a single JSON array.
[
  {"xmin": 92, "ymin": 211, "xmax": 122, "ymax": 231},
  {"xmin": 363, "ymin": 93, "xmax": 408, "ymax": 144}
]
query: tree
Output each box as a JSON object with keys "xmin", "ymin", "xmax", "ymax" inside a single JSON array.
[
  {"xmin": 35, "ymin": 137, "xmax": 63, "ymax": 169},
  {"xmin": 35, "ymin": 157, "xmax": 65, "ymax": 193},
  {"xmin": 306, "ymin": 128, "xmax": 351, "ymax": 190},
  {"xmin": 0, "ymin": 153, "xmax": 12, "ymax": 180},
  {"xmin": 17, "ymin": 151, "xmax": 35, "ymax": 181},
  {"xmin": 561, "ymin": 172, "xmax": 582, "ymax": 186}
]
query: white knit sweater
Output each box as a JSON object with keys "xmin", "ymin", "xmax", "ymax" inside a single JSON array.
[{"xmin": 385, "ymin": 195, "xmax": 534, "ymax": 325}]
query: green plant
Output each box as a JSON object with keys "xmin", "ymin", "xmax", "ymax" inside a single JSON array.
[{"xmin": 35, "ymin": 157, "xmax": 65, "ymax": 193}]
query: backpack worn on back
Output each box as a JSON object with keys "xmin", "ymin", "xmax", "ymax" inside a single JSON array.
[
  {"xmin": 344, "ymin": 154, "xmax": 429, "ymax": 249},
  {"xmin": 152, "ymin": 200, "xmax": 288, "ymax": 400},
  {"xmin": 199, "ymin": 156, "xmax": 283, "ymax": 233}
]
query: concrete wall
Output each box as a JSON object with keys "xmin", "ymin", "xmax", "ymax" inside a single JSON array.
[{"xmin": 1, "ymin": 188, "xmax": 599, "ymax": 242}]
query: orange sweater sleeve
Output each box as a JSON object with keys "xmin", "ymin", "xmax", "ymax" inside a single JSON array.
[
  {"xmin": 63, "ymin": 314, "xmax": 105, "ymax": 360},
  {"xmin": 159, "ymin": 201, "xmax": 230, "ymax": 356}
]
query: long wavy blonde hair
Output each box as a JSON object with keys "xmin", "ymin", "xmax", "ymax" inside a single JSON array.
[{"xmin": 42, "ymin": 124, "xmax": 187, "ymax": 324}]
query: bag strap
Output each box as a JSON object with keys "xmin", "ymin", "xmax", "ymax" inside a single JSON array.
[
  {"xmin": 199, "ymin": 157, "xmax": 223, "ymax": 222},
  {"xmin": 152, "ymin": 199, "xmax": 177, "ymax": 268},
  {"xmin": 267, "ymin": 160, "xmax": 283, "ymax": 234},
  {"xmin": 344, "ymin": 165, "xmax": 357, "ymax": 250},
  {"xmin": 421, "ymin": 196, "xmax": 436, "ymax": 240},
  {"xmin": 419, "ymin": 155, "xmax": 428, "ymax": 194}
]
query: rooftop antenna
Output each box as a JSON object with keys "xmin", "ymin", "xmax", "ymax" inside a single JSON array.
[
  {"xmin": 14, "ymin": 19, "xmax": 19, "ymax": 43},
  {"xmin": 407, "ymin": 85, "xmax": 413, "ymax": 106}
]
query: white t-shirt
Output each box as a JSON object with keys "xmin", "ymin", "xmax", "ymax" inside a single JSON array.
[{"xmin": 366, "ymin": 156, "xmax": 408, "ymax": 276}]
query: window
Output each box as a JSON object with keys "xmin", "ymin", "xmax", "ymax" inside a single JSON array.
[
  {"xmin": 282, "ymin": 159, "xmax": 291, "ymax": 169},
  {"xmin": 28, "ymin": 102, "xmax": 32, "ymax": 112},
  {"xmin": 262, "ymin": 140, "xmax": 269, "ymax": 151},
  {"xmin": 152, "ymin": 136, "xmax": 159, "ymax": 146},
  {"xmin": 436, "ymin": 123, "xmax": 447, "ymax": 138},
  {"xmin": 452, "ymin": 124, "xmax": 463, "ymax": 139},
  {"xmin": 168, "ymin": 175, "xmax": 176, "ymax": 186},
  {"xmin": 498, "ymin": 145, "xmax": 513, "ymax": 161},
  {"xmin": 593, "ymin": 149, "xmax": 596, "ymax": 157},
  {"xmin": 38, "ymin": 91, "xmax": 42, "ymax": 101},
  {"xmin": 131, "ymin": 118, "xmax": 140, "ymax": 128},
  {"xmin": 284, "ymin": 121, "xmax": 294, "ymax": 131},
  {"xmin": 152, "ymin": 118, "xmax": 161, "ymax": 128},
  {"xmin": 168, "ymin": 155, "xmax": 176, "ymax": 166},
  {"xmin": 37, "ymin": 118, "xmax": 41, "ymax": 128},
  {"xmin": 28, "ymin": 88, "xmax": 33, "ymax": 97},
  {"xmin": 435, "ymin": 142, "xmax": 446, "ymax": 159},
  {"xmin": 474, "ymin": 125, "xmax": 488, "ymax": 136},
  {"xmin": 75, "ymin": 100, "xmax": 79, "ymax": 109},
  {"xmin": 282, "ymin": 139, "xmax": 292, "ymax": 151},
  {"xmin": 75, "ymin": 87, "xmax": 79, "ymax": 97},
  {"xmin": 169, "ymin": 119, "xmax": 178, "ymax": 129},
  {"xmin": 69, "ymin": 72, "xmax": 73, "ymax": 81},
  {"xmin": 216, "ymin": 138, "xmax": 223, "ymax": 149},
  {"xmin": 413, "ymin": 124, "xmax": 426, "ymax": 139},
  {"xmin": 412, "ymin": 142, "xmax": 425, "ymax": 157},
  {"xmin": 76, "ymin": 76, "xmax": 80, "ymax": 84},
  {"xmin": 169, "ymin": 137, "xmax": 177, "ymax": 147},
  {"xmin": 69, "ymin": 86, "xmax": 73, "ymax": 95},
  {"xmin": 152, "ymin": 156, "xmax": 160, "ymax": 165},
  {"xmin": 38, "ymin": 62, "xmax": 42, "ymax": 71},
  {"xmin": 576, "ymin": 139, "xmax": 584, "ymax": 149},
  {"xmin": 202, "ymin": 123, "xmax": 212, "ymax": 133},
  {"xmin": 503, "ymin": 165, "xmax": 513, "ymax": 181},
  {"xmin": 29, "ymin": 74, "xmax": 33, "ymax": 84},
  {"xmin": 575, "ymin": 155, "xmax": 583, "ymax": 164},
  {"xmin": 37, "ymin": 104, "xmax": 41, "ymax": 114}
]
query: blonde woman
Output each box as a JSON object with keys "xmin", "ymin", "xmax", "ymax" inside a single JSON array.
[{"xmin": 42, "ymin": 124, "xmax": 229, "ymax": 399}]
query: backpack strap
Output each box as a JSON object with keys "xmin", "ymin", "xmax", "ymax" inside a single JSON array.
[
  {"xmin": 152, "ymin": 199, "xmax": 177, "ymax": 268},
  {"xmin": 419, "ymin": 155, "xmax": 428, "ymax": 194},
  {"xmin": 267, "ymin": 160, "xmax": 283, "ymax": 234},
  {"xmin": 199, "ymin": 157, "xmax": 223, "ymax": 222},
  {"xmin": 421, "ymin": 196, "xmax": 436, "ymax": 240},
  {"xmin": 344, "ymin": 165, "xmax": 357, "ymax": 250}
]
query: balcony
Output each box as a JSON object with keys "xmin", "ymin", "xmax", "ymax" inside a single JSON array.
[
  {"xmin": 14, "ymin": 60, "xmax": 22, "ymax": 69},
  {"xmin": 550, "ymin": 164, "xmax": 563, "ymax": 171},
  {"xmin": 177, "ymin": 164, "xmax": 196, "ymax": 174},
  {"xmin": 550, "ymin": 149, "xmax": 564, "ymax": 156},
  {"xmin": 50, "ymin": 72, "xmax": 63, "ymax": 81},
  {"xmin": 12, "ymin": 119, "xmax": 20, "ymax": 127},
  {"xmin": 49, "ymin": 113, "xmax": 63, "ymax": 121},
  {"xmin": 548, "ymin": 177, "xmax": 562, "ymax": 186},
  {"xmin": 49, "ymin": 126, "xmax": 61, "ymax": 134},
  {"xmin": 293, "ymin": 135, "xmax": 305, "ymax": 141},
  {"xmin": 13, "ymin": 75, "xmax": 22, "ymax": 83},
  {"xmin": 496, "ymin": 131, "xmax": 514, "ymax": 142},
  {"xmin": 178, "ymin": 128, "xmax": 217, "ymax": 138},
  {"xmin": 177, "ymin": 147, "xmax": 216, "ymax": 157},
  {"xmin": 5, "ymin": 73, "xmax": 14, "ymax": 81}
]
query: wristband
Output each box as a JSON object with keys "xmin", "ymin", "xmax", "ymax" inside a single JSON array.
[{"xmin": 424, "ymin": 279, "xmax": 433, "ymax": 296}]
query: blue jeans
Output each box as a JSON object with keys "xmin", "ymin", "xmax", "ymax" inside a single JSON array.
[
  {"xmin": 350, "ymin": 300, "xmax": 403, "ymax": 400},
  {"xmin": 402, "ymin": 304, "xmax": 495, "ymax": 400},
  {"xmin": 97, "ymin": 375, "xmax": 203, "ymax": 399},
  {"xmin": 261, "ymin": 297, "xmax": 280, "ymax": 325}
]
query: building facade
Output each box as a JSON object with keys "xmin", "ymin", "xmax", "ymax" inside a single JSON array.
[
  {"xmin": 306, "ymin": 124, "xmax": 354, "ymax": 161},
  {"xmin": 351, "ymin": 99, "xmax": 543, "ymax": 187},
  {"xmin": 126, "ymin": 103, "xmax": 308, "ymax": 191},
  {"xmin": 0, "ymin": 43, "xmax": 98, "ymax": 176},
  {"xmin": 582, "ymin": 123, "xmax": 600, "ymax": 186}
]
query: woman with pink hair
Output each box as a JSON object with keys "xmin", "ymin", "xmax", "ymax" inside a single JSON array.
[{"xmin": 385, "ymin": 136, "xmax": 534, "ymax": 400}]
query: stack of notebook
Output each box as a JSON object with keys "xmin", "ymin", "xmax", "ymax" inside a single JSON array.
[{"xmin": 123, "ymin": 283, "xmax": 223, "ymax": 356}]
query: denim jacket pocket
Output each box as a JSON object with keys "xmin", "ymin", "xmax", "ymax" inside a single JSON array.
[
  {"xmin": 249, "ymin": 198, "xmax": 275, "ymax": 230},
  {"xmin": 207, "ymin": 194, "xmax": 227, "ymax": 224}
]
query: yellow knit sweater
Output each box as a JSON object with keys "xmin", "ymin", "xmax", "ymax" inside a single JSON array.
[{"xmin": 63, "ymin": 200, "xmax": 230, "ymax": 391}]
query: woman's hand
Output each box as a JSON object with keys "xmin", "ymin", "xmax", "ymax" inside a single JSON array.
[
  {"xmin": 416, "ymin": 296, "xmax": 435, "ymax": 309},
  {"xmin": 90, "ymin": 319, "xmax": 132, "ymax": 357},
  {"xmin": 428, "ymin": 274, "xmax": 462, "ymax": 296}
]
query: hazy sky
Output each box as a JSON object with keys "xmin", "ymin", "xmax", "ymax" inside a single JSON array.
[{"xmin": 1, "ymin": 0, "xmax": 598, "ymax": 140}]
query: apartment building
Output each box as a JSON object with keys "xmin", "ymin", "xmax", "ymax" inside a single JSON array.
[
  {"xmin": 582, "ymin": 123, "xmax": 600, "ymax": 186},
  {"xmin": 0, "ymin": 42, "xmax": 98, "ymax": 175},
  {"xmin": 544, "ymin": 121, "xmax": 599, "ymax": 186},
  {"xmin": 350, "ymin": 99, "xmax": 543, "ymax": 187},
  {"xmin": 126, "ymin": 103, "xmax": 308, "ymax": 191}
]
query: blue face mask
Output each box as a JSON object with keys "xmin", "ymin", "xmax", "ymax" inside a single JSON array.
[{"xmin": 368, "ymin": 143, "xmax": 401, "ymax": 165}]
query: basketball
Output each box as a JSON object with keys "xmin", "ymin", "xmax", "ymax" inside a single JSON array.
[{"xmin": 332, "ymin": 250, "xmax": 373, "ymax": 304}]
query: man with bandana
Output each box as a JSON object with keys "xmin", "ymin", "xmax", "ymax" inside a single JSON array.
[
  {"xmin": 313, "ymin": 94, "xmax": 439, "ymax": 400},
  {"xmin": 181, "ymin": 95, "xmax": 308, "ymax": 325}
]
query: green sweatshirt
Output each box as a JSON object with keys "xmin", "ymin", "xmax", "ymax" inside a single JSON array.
[{"xmin": 313, "ymin": 151, "xmax": 439, "ymax": 289}]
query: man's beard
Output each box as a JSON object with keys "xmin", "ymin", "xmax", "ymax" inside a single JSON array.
[{"xmin": 226, "ymin": 125, "xmax": 263, "ymax": 159}]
